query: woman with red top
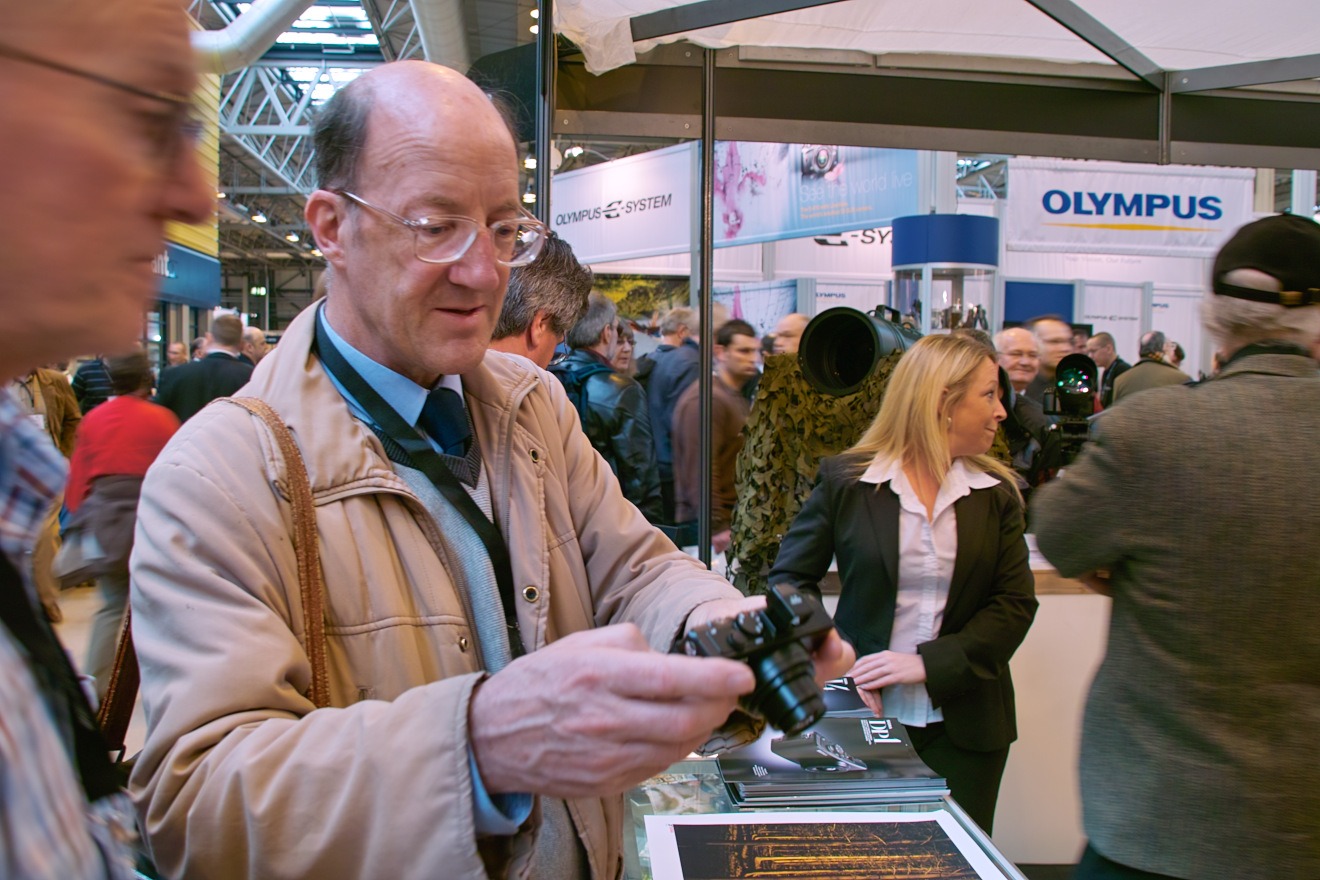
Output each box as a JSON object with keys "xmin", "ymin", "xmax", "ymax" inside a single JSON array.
[{"xmin": 66, "ymin": 350, "xmax": 179, "ymax": 700}]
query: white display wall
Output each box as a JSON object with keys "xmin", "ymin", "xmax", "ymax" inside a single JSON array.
[{"xmin": 575, "ymin": 152, "xmax": 1284, "ymax": 375}]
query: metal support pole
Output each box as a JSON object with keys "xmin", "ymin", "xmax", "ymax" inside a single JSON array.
[
  {"xmin": 1158, "ymin": 72, "xmax": 1173, "ymax": 166},
  {"xmin": 697, "ymin": 48, "xmax": 716, "ymax": 568},
  {"xmin": 534, "ymin": 0, "xmax": 555, "ymax": 224}
]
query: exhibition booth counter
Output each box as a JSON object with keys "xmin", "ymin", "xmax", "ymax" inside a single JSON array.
[{"xmin": 625, "ymin": 758, "xmax": 1029, "ymax": 880}]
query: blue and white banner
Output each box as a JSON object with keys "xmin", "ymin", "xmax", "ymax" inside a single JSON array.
[
  {"xmin": 712, "ymin": 142, "xmax": 919, "ymax": 248},
  {"xmin": 1005, "ymin": 157, "xmax": 1254, "ymax": 257},
  {"xmin": 551, "ymin": 142, "xmax": 920, "ymax": 264}
]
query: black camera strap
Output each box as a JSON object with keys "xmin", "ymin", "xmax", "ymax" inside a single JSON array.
[
  {"xmin": 312, "ymin": 316, "xmax": 525, "ymax": 659},
  {"xmin": 0, "ymin": 553, "xmax": 122, "ymax": 801}
]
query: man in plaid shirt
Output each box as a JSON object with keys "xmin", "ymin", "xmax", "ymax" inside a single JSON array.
[{"xmin": 0, "ymin": 0, "xmax": 211, "ymax": 875}]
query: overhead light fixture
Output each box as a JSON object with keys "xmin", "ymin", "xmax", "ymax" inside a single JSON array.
[
  {"xmin": 310, "ymin": 248, "xmax": 323, "ymax": 258},
  {"xmin": 522, "ymin": 192, "xmax": 537, "ymax": 204},
  {"xmin": 529, "ymin": 24, "xmax": 538, "ymax": 34},
  {"xmin": 216, "ymin": 190, "xmax": 227, "ymax": 199},
  {"xmin": 564, "ymin": 145, "xmax": 584, "ymax": 158},
  {"xmin": 524, "ymin": 156, "xmax": 537, "ymax": 170},
  {"xmin": 252, "ymin": 211, "xmax": 268, "ymax": 224},
  {"xmin": 530, "ymin": 8, "xmax": 539, "ymax": 18},
  {"xmin": 285, "ymin": 232, "xmax": 300, "ymax": 242}
]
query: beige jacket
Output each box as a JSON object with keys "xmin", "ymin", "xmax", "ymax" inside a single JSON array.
[{"xmin": 129, "ymin": 302, "xmax": 741, "ymax": 880}]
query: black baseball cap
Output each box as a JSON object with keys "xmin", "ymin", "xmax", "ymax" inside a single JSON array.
[{"xmin": 1213, "ymin": 213, "xmax": 1320, "ymax": 308}]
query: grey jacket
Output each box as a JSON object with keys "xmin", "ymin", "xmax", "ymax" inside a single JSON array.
[{"xmin": 1032, "ymin": 349, "xmax": 1320, "ymax": 879}]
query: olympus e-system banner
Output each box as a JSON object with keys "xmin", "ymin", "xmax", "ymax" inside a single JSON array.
[
  {"xmin": 1005, "ymin": 157, "xmax": 1254, "ymax": 258},
  {"xmin": 551, "ymin": 142, "xmax": 920, "ymax": 264}
]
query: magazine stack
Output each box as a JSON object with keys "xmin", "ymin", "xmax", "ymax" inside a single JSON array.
[{"xmin": 717, "ymin": 714, "xmax": 948, "ymax": 808}]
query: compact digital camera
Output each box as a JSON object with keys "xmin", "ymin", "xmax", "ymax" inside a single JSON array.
[{"xmin": 674, "ymin": 584, "xmax": 835, "ymax": 735}]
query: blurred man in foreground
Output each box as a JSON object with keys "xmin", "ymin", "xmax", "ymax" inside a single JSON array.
[
  {"xmin": 1033, "ymin": 214, "xmax": 1320, "ymax": 879},
  {"xmin": 0, "ymin": 0, "xmax": 211, "ymax": 874}
]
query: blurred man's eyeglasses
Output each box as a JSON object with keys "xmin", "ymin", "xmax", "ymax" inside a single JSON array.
[
  {"xmin": 335, "ymin": 191, "xmax": 548, "ymax": 268},
  {"xmin": 0, "ymin": 41, "xmax": 202, "ymax": 169}
]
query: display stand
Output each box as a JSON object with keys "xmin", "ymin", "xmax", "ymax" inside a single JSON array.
[{"xmin": 624, "ymin": 759, "xmax": 1029, "ymax": 880}]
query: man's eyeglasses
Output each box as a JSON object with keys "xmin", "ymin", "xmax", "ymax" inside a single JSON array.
[
  {"xmin": 335, "ymin": 191, "xmax": 548, "ymax": 268},
  {"xmin": 0, "ymin": 41, "xmax": 202, "ymax": 170}
]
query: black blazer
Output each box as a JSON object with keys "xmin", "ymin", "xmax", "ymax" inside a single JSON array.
[
  {"xmin": 770, "ymin": 455, "xmax": 1037, "ymax": 751},
  {"xmin": 155, "ymin": 352, "xmax": 254, "ymax": 423}
]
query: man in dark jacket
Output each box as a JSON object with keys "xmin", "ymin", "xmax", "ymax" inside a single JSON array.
[
  {"xmin": 672, "ymin": 319, "xmax": 759, "ymax": 553},
  {"xmin": 155, "ymin": 313, "xmax": 254, "ymax": 422},
  {"xmin": 1085, "ymin": 332, "xmax": 1131, "ymax": 408},
  {"xmin": 641, "ymin": 306, "xmax": 700, "ymax": 520},
  {"xmin": 551, "ymin": 293, "xmax": 663, "ymax": 520}
]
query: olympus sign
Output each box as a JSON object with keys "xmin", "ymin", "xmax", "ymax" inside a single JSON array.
[
  {"xmin": 555, "ymin": 192, "xmax": 673, "ymax": 227},
  {"xmin": 1041, "ymin": 190, "xmax": 1224, "ymax": 221}
]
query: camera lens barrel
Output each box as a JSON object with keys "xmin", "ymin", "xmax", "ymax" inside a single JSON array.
[
  {"xmin": 798, "ymin": 307, "xmax": 920, "ymax": 396},
  {"xmin": 743, "ymin": 642, "xmax": 826, "ymax": 736}
]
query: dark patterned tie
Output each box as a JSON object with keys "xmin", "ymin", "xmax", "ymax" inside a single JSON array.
[{"xmin": 418, "ymin": 386, "xmax": 470, "ymax": 457}]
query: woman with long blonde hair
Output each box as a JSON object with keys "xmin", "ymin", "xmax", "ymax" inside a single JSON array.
[{"xmin": 770, "ymin": 332, "xmax": 1037, "ymax": 832}]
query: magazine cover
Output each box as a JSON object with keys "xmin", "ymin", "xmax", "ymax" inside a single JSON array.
[
  {"xmin": 717, "ymin": 717, "xmax": 944, "ymax": 804},
  {"xmin": 821, "ymin": 677, "xmax": 872, "ymax": 717}
]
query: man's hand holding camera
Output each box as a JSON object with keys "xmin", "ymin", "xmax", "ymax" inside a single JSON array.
[{"xmin": 469, "ymin": 594, "xmax": 853, "ymax": 799}]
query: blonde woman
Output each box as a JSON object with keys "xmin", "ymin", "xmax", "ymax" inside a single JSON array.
[{"xmin": 770, "ymin": 333, "xmax": 1037, "ymax": 832}]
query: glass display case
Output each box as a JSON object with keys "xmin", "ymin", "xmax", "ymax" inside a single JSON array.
[{"xmin": 891, "ymin": 214, "xmax": 999, "ymax": 336}]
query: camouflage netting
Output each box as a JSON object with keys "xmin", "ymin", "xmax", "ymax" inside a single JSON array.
[
  {"xmin": 727, "ymin": 349, "xmax": 1013, "ymax": 596},
  {"xmin": 727, "ymin": 351, "xmax": 901, "ymax": 595}
]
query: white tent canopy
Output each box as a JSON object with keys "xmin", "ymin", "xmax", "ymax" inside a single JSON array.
[
  {"xmin": 551, "ymin": 0, "xmax": 1320, "ymax": 170},
  {"xmin": 559, "ymin": 0, "xmax": 1320, "ymax": 82}
]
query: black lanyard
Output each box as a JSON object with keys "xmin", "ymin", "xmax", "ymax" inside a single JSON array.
[
  {"xmin": 0, "ymin": 554, "xmax": 122, "ymax": 801},
  {"xmin": 311, "ymin": 315, "xmax": 525, "ymax": 659}
]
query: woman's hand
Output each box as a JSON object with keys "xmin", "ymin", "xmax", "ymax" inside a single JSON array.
[
  {"xmin": 857, "ymin": 686, "xmax": 884, "ymax": 718},
  {"xmin": 848, "ymin": 650, "xmax": 927, "ymax": 691}
]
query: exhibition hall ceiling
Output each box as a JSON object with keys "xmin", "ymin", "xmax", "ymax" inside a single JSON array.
[{"xmin": 203, "ymin": 0, "xmax": 1319, "ymax": 268}]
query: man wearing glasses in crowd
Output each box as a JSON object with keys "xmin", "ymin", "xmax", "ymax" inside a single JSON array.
[
  {"xmin": 128, "ymin": 61, "xmax": 852, "ymax": 879},
  {"xmin": 0, "ymin": 1, "xmax": 212, "ymax": 876}
]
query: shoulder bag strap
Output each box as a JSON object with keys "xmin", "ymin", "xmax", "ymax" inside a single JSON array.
[
  {"xmin": 95, "ymin": 607, "xmax": 139, "ymax": 757},
  {"xmin": 224, "ymin": 397, "xmax": 330, "ymax": 709},
  {"xmin": 0, "ymin": 554, "xmax": 122, "ymax": 800}
]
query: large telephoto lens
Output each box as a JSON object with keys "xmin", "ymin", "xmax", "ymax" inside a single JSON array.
[{"xmin": 799, "ymin": 307, "xmax": 920, "ymax": 397}]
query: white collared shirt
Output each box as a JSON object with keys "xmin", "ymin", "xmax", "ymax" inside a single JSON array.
[{"xmin": 858, "ymin": 456, "xmax": 1000, "ymax": 728}]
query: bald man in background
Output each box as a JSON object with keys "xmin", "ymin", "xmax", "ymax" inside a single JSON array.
[{"xmin": 772, "ymin": 312, "xmax": 809, "ymax": 355}]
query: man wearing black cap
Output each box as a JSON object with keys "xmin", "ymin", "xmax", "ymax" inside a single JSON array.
[{"xmin": 1032, "ymin": 213, "xmax": 1320, "ymax": 880}]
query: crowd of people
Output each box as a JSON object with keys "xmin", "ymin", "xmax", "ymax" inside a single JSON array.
[{"xmin": 1, "ymin": 3, "xmax": 1317, "ymax": 878}]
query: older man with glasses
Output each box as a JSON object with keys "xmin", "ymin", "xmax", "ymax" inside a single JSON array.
[
  {"xmin": 0, "ymin": 1, "xmax": 212, "ymax": 877},
  {"xmin": 128, "ymin": 61, "xmax": 852, "ymax": 880}
]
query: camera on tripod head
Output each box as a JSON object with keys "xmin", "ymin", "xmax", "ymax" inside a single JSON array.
[
  {"xmin": 673, "ymin": 584, "xmax": 835, "ymax": 735},
  {"xmin": 1041, "ymin": 353, "xmax": 1099, "ymax": 468}
]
